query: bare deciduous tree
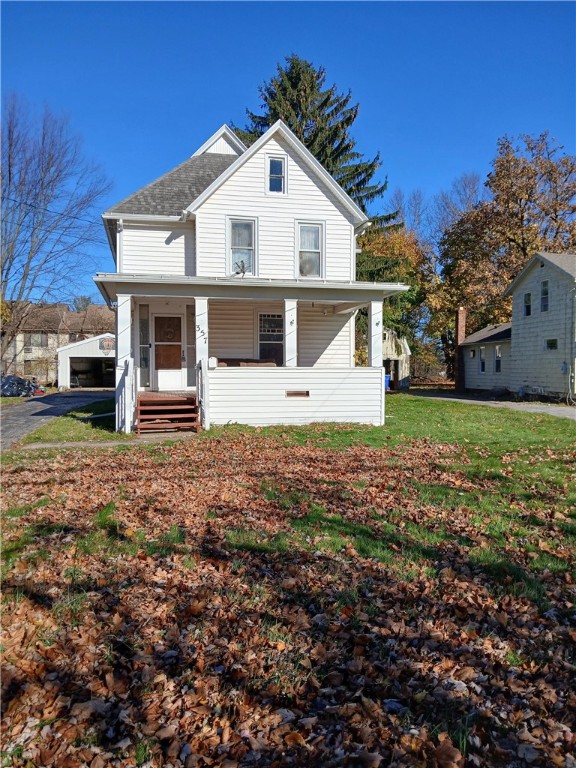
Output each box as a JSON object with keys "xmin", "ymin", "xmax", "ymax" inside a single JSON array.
[{"xmin": 1, "ymin": 94, "xmax": 110, "ymax": 356}]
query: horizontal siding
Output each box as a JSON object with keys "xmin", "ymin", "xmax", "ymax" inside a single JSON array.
[
  {"xmin": 463, "ymin": 342, "xmax": 512, "ymax": 390},
  {"xmin": 298, "ymin": 305, "xmax": 352, "ymax": 366},
  {"xmin": 122, "ymin": 224, "xmax": 195, "ymax": 275},
  {"xmin": 207, "ymin": 300, "xmax": 354, "ymax": 365},
  {"xmin": 207, "ymin": 367, "xmax": 384, "ymax": 426},
  {"xmin": 509, "ymin": 263, "xmax": 575, "ymax": 395},
  {"xmin": 196, "ymin": 135, "xmax": 354, "ymax": 281}
]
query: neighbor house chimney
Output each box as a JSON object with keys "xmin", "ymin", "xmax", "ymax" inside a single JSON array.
[{"xmin": 455, "ymin": 306, "xmax": 466, "ymax": 392}]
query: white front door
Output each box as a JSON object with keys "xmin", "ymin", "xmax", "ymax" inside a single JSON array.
[{"xmin": 153, "ymin": 314, "xmax": 184, "ymax": 390}]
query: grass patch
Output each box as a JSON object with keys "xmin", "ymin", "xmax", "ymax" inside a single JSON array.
[
  {"xmin": 21, "ymin": 398, "xmax": 134, "ymax": 444},
  {"xmin": 226, "ymin": 527, "xmax": 290, "ymax": 554}
]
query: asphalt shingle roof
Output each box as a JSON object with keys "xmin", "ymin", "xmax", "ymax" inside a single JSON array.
[
  {"xmin": 461, "ymin": 322, "xmax": 512, "ymax": 346},
  {"xmin": 106, "ymin": 154, "xmax": 238, "ymax": 217},
  {"xmin": 540, "ymin": 252, "xmax": 576, "ymax": 278}
]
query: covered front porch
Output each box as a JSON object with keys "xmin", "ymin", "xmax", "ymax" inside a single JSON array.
[{"xmin": 94, "ymin": 274, "xmax": 407, "ymax": 433}]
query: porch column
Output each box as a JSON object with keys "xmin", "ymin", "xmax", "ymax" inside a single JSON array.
[
  {"xmin": 284, "ymin": 299, "xmax": 297, "ymax": 367},
  {"xmin": 195, "ymin": 297, "xmax": 209, "ymax": 366},
  {"xmin": 368, "ymin": 300, "xmax": 383, "ymax": 367},
  {"xmin": 116, "ymin": 294, "xmax": 133, "ymax": 432}
]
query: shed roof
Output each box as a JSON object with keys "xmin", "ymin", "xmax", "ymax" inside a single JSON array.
[{"xmin": 460, "ymin": 322, "xmax": 512, "ymax": 346}]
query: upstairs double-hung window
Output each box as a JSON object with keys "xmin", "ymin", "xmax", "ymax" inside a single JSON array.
[
  {"xmin": 230, "ymin": 219, "xmax": 255, "ymax": 275},
  {"xmin": 298, "ymin": 223, "xmax": 323, "ymax": 277}
]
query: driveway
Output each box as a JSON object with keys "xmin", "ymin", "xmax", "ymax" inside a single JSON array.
[
  {"xmin": 408, "ymin": 389, "xmax": 576, "ymax": 421},
  {"xmin": 0, "ymin": 390, "xmax": 114, "ymax": 451}
]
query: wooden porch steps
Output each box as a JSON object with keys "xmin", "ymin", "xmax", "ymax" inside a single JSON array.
[{"xmin": 137, "ymin": 393, "xmax": 201, "ymax": 434}]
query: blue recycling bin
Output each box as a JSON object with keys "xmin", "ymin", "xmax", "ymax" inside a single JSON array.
[{"xmin": 385, "ymin": 374, "xmax": 391, "ymax": 391}]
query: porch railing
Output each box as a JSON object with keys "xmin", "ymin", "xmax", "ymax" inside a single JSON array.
[{"xmin": 204, "ymin": 366, "xmax": 385, "ymax": 427}]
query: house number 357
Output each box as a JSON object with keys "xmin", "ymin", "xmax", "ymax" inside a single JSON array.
[{"xmin": 196, "ymin": 324, "xmax": 207, "ymax": 344}]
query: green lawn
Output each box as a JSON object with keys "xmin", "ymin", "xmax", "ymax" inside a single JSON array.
[
  {"xmin": 1, "ymin": 394, "xmax": 574, "ymax": 767},
  {"xmin": 20, "ymin": 398, "xmax": 134, "ymax": 444}
]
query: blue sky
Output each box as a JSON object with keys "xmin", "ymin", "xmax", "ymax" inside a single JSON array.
[{"xmin": 2, "ymin": 1, "xmax": 575, "ymax": 295}]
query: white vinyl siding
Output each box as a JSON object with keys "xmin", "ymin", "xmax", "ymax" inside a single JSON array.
[
  {"xmin": 206, "ymin": 301, "xmax": 353, "ymax": 367},
  {"xmin": 207, "ymin": 367, "xmax": 384, "ymax": 426},
  {"xmin": 122, "ymin": 223, "xmax": 195, "ymax": 275},
  {"xmin": 509, "ymin": 261, "xmax": 575, "ymax": 396},
  {"xmin": 463, "ymin": 341, "xmax": 512, "ymax": 391},
  {"xmin": 298, "ymin": 304, "xmax": 353, "ymax": 366},
  {"xmin": 195, "ymin": 135, "xmax": 355, "ymax": 280}
]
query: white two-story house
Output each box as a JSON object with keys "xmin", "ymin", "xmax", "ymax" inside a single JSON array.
[
  {"xmin": 94, "ymin": 121, "xmax": 409, "ymax": 433},
  {"xmin": 460, "ymin": 252, "xmax": 576, "ymax": 400}
]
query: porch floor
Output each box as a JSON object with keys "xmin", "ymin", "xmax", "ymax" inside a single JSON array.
[{"xmin": 137, "ymin": 392, "xmax": 200, "ymax": 434}]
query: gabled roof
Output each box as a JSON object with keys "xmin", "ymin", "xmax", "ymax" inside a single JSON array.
[
  {"xmin": 186, "ymin": 120, "xmax": 369, "ymax": 227},
  {"xmin": 105, "ymin": 153, "xmax": 238, "ymax": 217},
  {"xmin": 460, "ymin": 322, "xmax": 512, "ymax": 346},
  {"xmin": 504, "ymin": 252, "xmax": 576, "ymax": 297}
]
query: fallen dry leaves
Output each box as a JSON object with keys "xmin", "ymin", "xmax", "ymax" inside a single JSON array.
[{"xmin": 1, "ymin": 433, "xmax": 574, "ymax": 767}]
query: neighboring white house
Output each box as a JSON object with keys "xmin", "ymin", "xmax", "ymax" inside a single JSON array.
[
  {"xmin": 57, "ymin": 333, "xmax": 116, "ymax": 389},
  {"xmin": 461, "ymin": 252, "xmax": 576, "ymax": 399},
  {"xmin": 94, "ymin": 121, "xmax": 409, "ymax": 433}
]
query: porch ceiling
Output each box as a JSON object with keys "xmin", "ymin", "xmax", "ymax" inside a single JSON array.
[{"xmin": 93, "ymin": 273, "xmax": 409, "ymax": 306}]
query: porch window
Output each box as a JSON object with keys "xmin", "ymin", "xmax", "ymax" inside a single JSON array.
[
  {"xmin": 524, "ymin": 293, "xmax": 532, "ymax": 317},
  {"xmin": 139, "ymin": 304, "xmax": 151, "ymax": 387},
  {"xmin": 230, "ymin": 219, "xmax": 255, "ymax": 275},
  {"xmin": 479, "ymin": 346, "xmax": 486, "ymax": 373},
  {"xmin": 495, "ymin": 345, "xmax": 502, "ymax": 373},
  {"xmin": 298, "ymin": 223, "xmax": 322, "ymax": 277},
  {"xmin": 259, "ymin": 313, "xmax": 284, "ymax": 366},
  {"xmin": 268, "ymin": 157, "xmax": 285, "ymax": 193},
  {"xmin": 541, "ymin": 280, "xmax": 549, "ymax": 312}
]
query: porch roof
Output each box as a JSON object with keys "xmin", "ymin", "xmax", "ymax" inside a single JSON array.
[{"xmin": 94, "ymin": 273, "xmax": 409, "ymax": 306}]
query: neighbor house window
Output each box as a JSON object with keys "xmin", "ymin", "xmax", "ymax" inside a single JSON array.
[
  {"xmin": 230, "ymin": 219, "xmax": 255, "ymax": 275},
  {"xmin": 546, "ymin": 339, "xmax": 558, "ymax": 350},
  {"xmin": 479, "ymin": 346, "xmax": 486, "ymax": 373},
  {"xmin": 495, "ymin": 345, "xmax": 502, "ymax": 373},
  {"xmin": 24, "ymin": 332, "xmax": 48, "ymax": 348},
  {"xmin": 524, "ymin": 293, "xmax": 532, "ymax": 316},
  {"xmin": 258, "ymin": 313, "xmax": 284, "ymax": 366},
  {"xmin": 298, "ymin": 222, "xmax": 323, "ymax": 277},
  {"xmin": 268, "ymin": 157, "xmax": 285, "ymax": 193},
  {"xmin": 469, "ymin": 349, "xmax": 476, "ymax": 358},
  {"xmin": 541, "ymin": 280, "xmax": 549, "ymax": 312}
]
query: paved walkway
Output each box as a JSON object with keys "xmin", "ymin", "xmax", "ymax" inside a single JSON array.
[
  {"xmin": 0, "ymin": 391, "xmax": 114, "ymax": 451},
  {"xmin": 408, "ymin": 389, "xmax": 576, "ymax": 421}
]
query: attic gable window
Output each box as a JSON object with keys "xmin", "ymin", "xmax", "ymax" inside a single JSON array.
[
  {"xmin": 541, "ymin": 280, "xmax": 549, "ymax": 312},
  {"xmin": 268, "ymin": 157, "xmax": 286, "ymax": 194}
]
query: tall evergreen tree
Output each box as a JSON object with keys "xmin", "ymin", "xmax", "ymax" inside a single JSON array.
[{"xmin": 236, "ymin": 55, "xmax": 394, "ymax": 221}]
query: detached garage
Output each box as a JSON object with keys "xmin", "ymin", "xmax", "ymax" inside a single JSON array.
[{"xmin": 57, "ymin": 333, "xmax": 115, "ymax": 389}]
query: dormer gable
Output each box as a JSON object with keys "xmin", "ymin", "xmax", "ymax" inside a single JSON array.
[{"xmin": 192, "ymin": 125, "xmax": 246, "ymax": 157}]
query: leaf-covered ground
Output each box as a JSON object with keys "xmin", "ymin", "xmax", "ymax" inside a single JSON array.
[{"xmin": 1, "ymin": 409, "xmax": 575, "ymax": 767}]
